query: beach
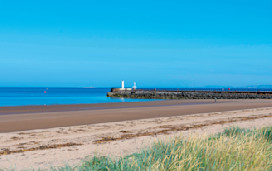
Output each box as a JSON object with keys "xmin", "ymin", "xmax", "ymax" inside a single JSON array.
[
  {"xmin": 1, "ymin": 99, "xmax": 272, "ymax": 169},
  {"xmin": 1, "ymin": 99, "xmax": 272, "ymax": 133}
]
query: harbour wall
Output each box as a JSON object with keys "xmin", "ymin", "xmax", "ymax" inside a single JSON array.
[{"xmin": 107, "ymin": 90, "xmax": 272, "ymax": 99}]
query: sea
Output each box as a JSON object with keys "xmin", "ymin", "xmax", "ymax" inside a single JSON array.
[
  {"xmin": 0, "ymin": 88, "xmax": 159, "ymax": 107},
  {"xmin": 0, "ymin": 87, "xmax": 271, "ymax": 107}
]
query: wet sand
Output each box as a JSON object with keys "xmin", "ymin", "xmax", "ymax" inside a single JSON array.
[{"xmin": 1, "ymin": 99, "xmax": 272, "ymax": 132}]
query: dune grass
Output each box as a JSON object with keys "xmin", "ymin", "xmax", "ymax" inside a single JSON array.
[{"xmin": 56, "ymin": 127, "xmax": 272, "ymax": 171}]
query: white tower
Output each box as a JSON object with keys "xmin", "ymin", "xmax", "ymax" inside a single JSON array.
[
  {"xmin": 133, "ymin": 82, "xmax": 137, "ymax": 90},
  {"xmin": 121, "ymin": 80, "xmax": 125, "ymax": 90}
]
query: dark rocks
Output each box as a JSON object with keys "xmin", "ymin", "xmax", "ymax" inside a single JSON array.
[{"xmin": 107, "ymin": 91, "xmax": 272, "ymax": 99}]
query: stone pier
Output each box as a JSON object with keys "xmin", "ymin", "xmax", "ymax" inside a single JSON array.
[{"xmin": 107, "ymin": 89, "xmax": 272, "ymax": 99}]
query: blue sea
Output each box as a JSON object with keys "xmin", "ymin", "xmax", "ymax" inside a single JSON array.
[
  {"xmin": 0, "ymin": 88, "xmax": 159, "ymax": 107},
  {"xmin": 0, "ymin": 87, "xmax": 271, "ymax": 107}
]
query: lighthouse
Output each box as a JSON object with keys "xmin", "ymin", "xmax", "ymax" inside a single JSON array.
[
  {"xmin": 110, "ymin": 80, "xmax": 133, "ymax": 92},
  {"xmin": 133, "ymin": 82, "xmax": 137, "ymax": 90},
  {"xmin": 121, "ymin": 80, "xmax": 125, "ymax": 90},
  {"xmin": 119, "ymin": 80, "xmax": 132, "ymax": 91}
]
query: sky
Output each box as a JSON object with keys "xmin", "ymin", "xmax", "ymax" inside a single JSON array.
[{"xmin": 0, "ymin": 0, "xmax": 272, "ymax": 88}]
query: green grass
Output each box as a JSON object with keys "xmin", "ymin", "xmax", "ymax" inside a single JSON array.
[{"xmin": 55, "ymin": 127, "xmax": 272, "ymax": 171}]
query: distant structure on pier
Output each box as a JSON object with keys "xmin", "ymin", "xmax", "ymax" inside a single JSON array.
[
  {"xmin": 111, "ymin": 81, "xmax": 136, "ymax": 92},
  {"xmin": 121, "ymin": 80, "xmax": 125, "ymax": 90},
  {"xmin": 133, "ymin": 82, "xmax": 137, "ymax": 90},
  {"xmin": 119, "ymin": 80, "xmax": 132, "ymax": 91}
]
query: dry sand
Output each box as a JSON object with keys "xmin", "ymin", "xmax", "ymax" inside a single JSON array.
[{"xmin": 0, "ymin": 99, "xmax": 272, "ymax": 170}]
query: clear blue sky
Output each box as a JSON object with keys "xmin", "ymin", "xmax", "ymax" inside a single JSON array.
[{"xmin": 0, "ymin": 0, "xmax": 271, "ymax": 88}]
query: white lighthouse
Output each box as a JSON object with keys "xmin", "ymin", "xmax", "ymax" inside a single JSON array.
[
  {"xmin": 133, "ymin": 82, "xmax": 137, "ymax": 90},
  {"xmin": 119, "ymin": 80, "xmax": 132, "ymax": 91},
  {"xmin": 121, "ymin": 80, "xmax": 125, "ymax": 90}
]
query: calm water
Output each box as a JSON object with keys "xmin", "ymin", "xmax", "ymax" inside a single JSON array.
[
  {"xmin": 1, "ymin": 87, "xmax": 271, "ymax": 107},
  {"xmin": 0, "ymin": 88, "xmax": 160, "ymax": 107}
]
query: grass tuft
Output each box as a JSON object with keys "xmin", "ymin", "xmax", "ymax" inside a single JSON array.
[{"xmin": 56, "ymin": 127, "xmax": 272, "ymax": 170}]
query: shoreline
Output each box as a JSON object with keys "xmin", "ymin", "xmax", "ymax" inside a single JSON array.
[
  {"xmin": 1, "ymin": 99, "xmax": 272, "ymax": 133},
  {"xmin": 0, "ymin": 99, "xmax": 212, "ymax": 115}
]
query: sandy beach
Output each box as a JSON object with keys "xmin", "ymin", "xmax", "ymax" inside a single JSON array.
[
  {"xmin": 1, "ymin": 99, "xmax": 272, "ymax": 170},
  {"xmin": 1, "ymin": 99, "xmax": 272, "ymax": 132}
]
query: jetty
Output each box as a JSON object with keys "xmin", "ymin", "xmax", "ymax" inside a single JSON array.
[
  {"xmin": 107, "ymin": 89, "xmax": 272, "ymax": 99},
  {"xmin": 107, "ymin": 81, "xmax": 272, "ymax": 99}
]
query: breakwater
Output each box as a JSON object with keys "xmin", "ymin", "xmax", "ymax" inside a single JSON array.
[{"xmin": 107, "ymin": 89, "xmax": 272, "ymax": 99}]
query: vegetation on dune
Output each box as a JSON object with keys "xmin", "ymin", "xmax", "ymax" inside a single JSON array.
[{"xmin": 56, "ymin": 127, "xmax": 272, "ymax": 171}]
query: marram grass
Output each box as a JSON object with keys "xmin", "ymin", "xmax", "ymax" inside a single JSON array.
[{"xmin": 56, "ymin": 127, "xmax": 272, "ymax": 171}]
